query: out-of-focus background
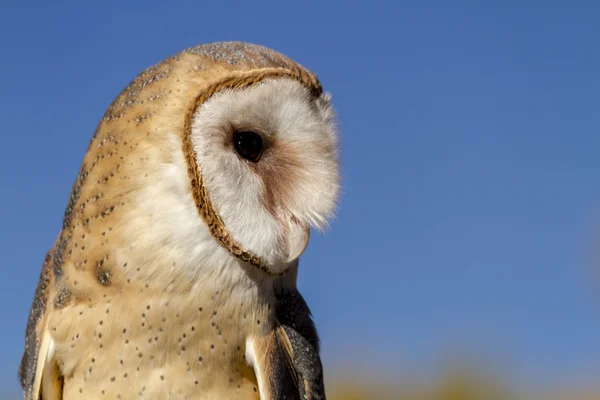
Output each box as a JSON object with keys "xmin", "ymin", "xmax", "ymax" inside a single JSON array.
[{"xmin": 1, "ymin": 1, "xmax": 600, "ymax": 399}]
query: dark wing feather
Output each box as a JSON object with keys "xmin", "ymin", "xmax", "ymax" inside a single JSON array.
[{"xmin": 274, "ymin": 287, "xmax": 326, "ymax": 400}]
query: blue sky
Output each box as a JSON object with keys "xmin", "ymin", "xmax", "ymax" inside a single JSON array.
[{"xmin": 1, "ymin": 0, "xmax": 599, "ymax": 395}]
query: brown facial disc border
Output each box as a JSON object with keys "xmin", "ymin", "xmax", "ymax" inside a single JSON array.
[{"xmin": 182, "ymin": 67, "xmax": 323, "ymax": 277}]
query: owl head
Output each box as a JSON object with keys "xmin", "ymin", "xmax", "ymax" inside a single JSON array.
[
  {"xmin": 189, "ymin": 76, "xmax": 339, "ymax": 275},
  {"xmin": 72, "ymin": 42, "xmax": 339, "ymax": 282}
]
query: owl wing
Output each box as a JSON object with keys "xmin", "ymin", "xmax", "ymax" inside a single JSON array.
[
  {"xmin": 249, "ymin": 287, "xmax": 325, "ymax": 400},
  {"xmin": 19, "ymin": 245, "xmax": 63, "ymax": 400}
]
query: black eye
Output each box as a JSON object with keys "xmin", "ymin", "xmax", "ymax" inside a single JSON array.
[{"xmin": 233, "ymin": 131, "xmax": 263, "ymax": 162}]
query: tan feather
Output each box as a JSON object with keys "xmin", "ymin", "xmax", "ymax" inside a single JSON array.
[
  {"xmin": 31, "ymin": 327, "xmax": 51, "ymax": 399},
  {"xmin": 39, "ymin": 338, "xmax": 62, "ymax": 399}
]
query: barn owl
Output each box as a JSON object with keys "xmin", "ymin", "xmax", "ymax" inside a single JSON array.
[{"xmin": 19, "ymin": 42, "xmax": 339, "ymax": 400}]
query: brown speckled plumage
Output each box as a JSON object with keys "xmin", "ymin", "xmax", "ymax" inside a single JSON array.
[{"xmin": 19, "ymin": 42, "xmax": 328, "ymax": 400}]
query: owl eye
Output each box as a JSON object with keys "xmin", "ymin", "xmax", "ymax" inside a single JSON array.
[{"xmin": 233, "ymin": 131, "xmax": 263, "ymax": 163}]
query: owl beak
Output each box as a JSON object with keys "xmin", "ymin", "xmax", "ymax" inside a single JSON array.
[{"xmin": 284, "ymin": 217, "xmax": 310, "ymax": 263}]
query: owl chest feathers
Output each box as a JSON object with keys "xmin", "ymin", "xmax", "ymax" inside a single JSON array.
[
  {"xmin": 47, "ymin": 151, "xmax": 277, "ymax": 398},
  {"xmin": 49, "ymin": 260, "xmax": 273, "ymax": 399}
]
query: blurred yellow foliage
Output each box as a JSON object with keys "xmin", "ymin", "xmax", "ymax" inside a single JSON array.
[{"xmin": 326, "ymin": 368, "xmax": 600, "ymax": 400}]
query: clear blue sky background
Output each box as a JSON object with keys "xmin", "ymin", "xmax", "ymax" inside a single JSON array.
[{"xmin": 1, "ymin": 0, "xmax": 599, "ymax": 396}]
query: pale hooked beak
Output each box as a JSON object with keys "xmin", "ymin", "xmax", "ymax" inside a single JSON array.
[{"xmin": 284, "ymin": 216, "xmax": 310, "ymax": 263}]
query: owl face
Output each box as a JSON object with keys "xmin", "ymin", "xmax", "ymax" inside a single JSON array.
[{"xmin": 190, "ymin": 78, "xmax": 339, "ymax": 274}]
